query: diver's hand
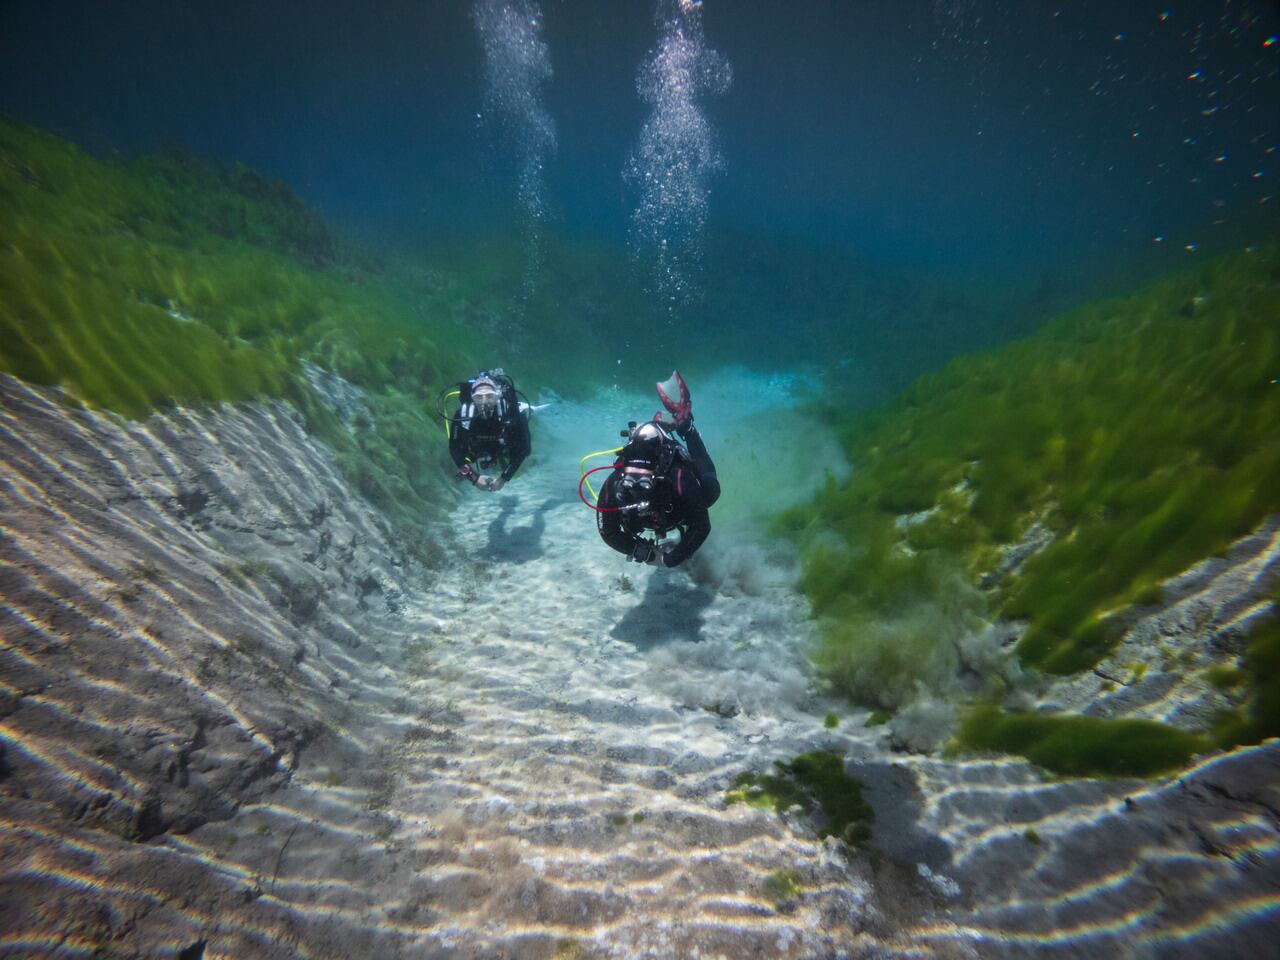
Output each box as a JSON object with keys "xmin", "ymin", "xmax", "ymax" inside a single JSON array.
[
  {"xmin": 457, "ymin": 464, "xmax": 478, "ymax": 484},
  {"xmin": 476, "ymin": 475, "xmax": 504, "ymax": 492},
  {"xmin": 628, "ymin": 541, "xmax": 656, "ymax": 564},
  {"xmin": 645, "ymin": 545, "xmax": 671, "ymax": 568}
]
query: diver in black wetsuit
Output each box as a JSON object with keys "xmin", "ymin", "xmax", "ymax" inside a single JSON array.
[
  {"xmin": 596, "ymin": 371, "xmax": 720, "ymax": 567},
  {"xmin": 448, "ymin": 369, "xmax": 531, "ymax": 492}
]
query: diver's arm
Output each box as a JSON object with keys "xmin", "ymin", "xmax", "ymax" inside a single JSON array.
[
  {"xmin": 660, "ymin": 489, "xmax": 710, "ymax": 567},
  {"xmin": 448, "ymin": 420, "xmax": 466, "ymax": 468},
  {"xmin": 500, "ymin": 410, "xmax": 532, "ymax": 482},
  {"xmin": 448, "ymin": 424, "xmax": 468, "ymax": 469},
  {"xmin": 448, "ymin": 418, "xmax": 472, "ymax": 474}
]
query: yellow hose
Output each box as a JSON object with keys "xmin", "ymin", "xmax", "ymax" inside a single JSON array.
[
  {"xmin": 579, "ymin": 447, "xmax": 622, "ymax": 501},
  {"xmin": 441, "ymin": 389, "xmax": 460, "ymax": 439}
]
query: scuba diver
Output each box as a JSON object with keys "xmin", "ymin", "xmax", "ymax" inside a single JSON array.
[
  {"xmin": 590, "ymin": 371, "xmax": 720, "ymax": 568},
  {"xmin": 445, "ymin": 369, "xmax": 532, "ymax": 492}
]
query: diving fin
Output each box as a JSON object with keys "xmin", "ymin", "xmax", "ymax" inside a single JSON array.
[{"xmin": 655, "ymin": 370, "xmax": 691, "ymax": 430}]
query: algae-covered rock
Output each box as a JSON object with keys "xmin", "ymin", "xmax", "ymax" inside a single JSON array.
[{"xmin": 789, "ymin": 241, "xmax": 1280, "ymax": 768}]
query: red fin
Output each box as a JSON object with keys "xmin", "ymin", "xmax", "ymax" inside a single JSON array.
[{"xmin": 655, "ymin": 370, "xmax": 691, "ymax": 425}]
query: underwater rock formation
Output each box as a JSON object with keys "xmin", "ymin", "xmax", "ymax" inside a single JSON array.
[{"xmin": 0, "ymin": 373, "xmax": 424, "ymax": 952}]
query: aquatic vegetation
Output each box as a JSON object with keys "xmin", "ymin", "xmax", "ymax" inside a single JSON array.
[
  {"xmin": 3, "ymin": 122, "xmax": 333, "ymax": 415},
  {"xmin": 1206, "ymin": 665, "xmax": 1245, "ymax": 689},
  {"xmin": 230, "ymin": 634, "xmax": 265, "ymax": 658},
  {"xmin": 218, "ymin": 558, "xmax": 274, "ymax": 587},
  {"xmin": 823, "ymin": 712, "xmax": 839, "ymax": 729},
  {"xmin": 786, "ymin": 241, "xmax": 1280, "ymax": 753},
  {"xmin": 0, "ymin": 117, "xmax": 499, "ymax": 545},
  {"xmin": 403, "ymin": 637, "xmax": 437, "ymax": 677},
  {"xmin": 1211, "ymin": 607, "xmax": 1280, "ymax": 749},
  {"xmin": 364, "ymin": 763, "xmax": 397, "ymax": 812},
  {"xmin": 701, "ymin": 701, "xmax": 739, "ymax": 718},
  {"xmin": 763, "ymin": 868, "xmax": 803, "ymax": 907},
  {"xmin": 726, "ymin": 750, "xmax": 873, "ymax": 848},
  {"xmin": 955, "ymin": 706, "xmax": 1208, "ymax": 778},
  {"xmin": 127, "ymin": 559, "xmax": 164, "ymax": 583}
]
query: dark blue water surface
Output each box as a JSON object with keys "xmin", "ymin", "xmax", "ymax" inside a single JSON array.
[{"xmin": 1, "ymin": 1, "xmax": 1276, "ymax": 304}]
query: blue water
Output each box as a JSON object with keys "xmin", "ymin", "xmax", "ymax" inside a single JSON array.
[{"xmin": 2, "ymin": 0, "xmax": 1274, "ymax": 276}]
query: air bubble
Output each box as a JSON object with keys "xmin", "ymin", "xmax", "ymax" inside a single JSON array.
[
  {"xmin": 625, "ymin": 0, "xmax": 732, "ymax": 302},
  {"xmin": 473, "ymin": 0, "xmax": 557, "ymax": 224}
]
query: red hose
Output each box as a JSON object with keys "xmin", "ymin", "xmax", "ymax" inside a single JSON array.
[{"xmin": 579, "ymin": 464, "xmax": 621, "ymax": 512}]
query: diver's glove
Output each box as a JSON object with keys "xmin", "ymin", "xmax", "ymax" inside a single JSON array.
[
  {"xmin": 629, "ymin": 541, "xmax": 657, "ymax": 564},
  {"xmin": 631, "ymin": 542, "xmax": 669, "ymax": 567},
  {"xmin": 476, "ymin": 475, "xmax": 504, "ymax": 492}
]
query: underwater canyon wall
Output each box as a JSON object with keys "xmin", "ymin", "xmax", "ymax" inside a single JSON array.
[{"xmin": 0, "ymin": 372, "xmax": 435, "ymax": 956}]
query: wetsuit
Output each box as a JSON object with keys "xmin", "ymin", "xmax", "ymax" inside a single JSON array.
[
  {"xmin": 449, "ymin": 400, "xmax": 531, "ymax": 483},
  {"xmin": 597, "ymin": 424, "xmax": 719, "ymax": 567}
]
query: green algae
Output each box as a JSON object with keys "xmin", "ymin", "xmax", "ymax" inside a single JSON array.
[
  {"xmin": 0, "ymin": 116, "xmax": 492, "ymax": 545},
  {"xmin": 0, "ymin": 114, "xmax": 476, "ymax": 393},
  {"xmin": 955, "ymin": 706, "xmax": 1209, "ymax": 778},
  {"xmin": 786, "ymin": 239, "xmax": 1280, "ymax": 744},
  {"xmin": 726, "ymin": 750, "xmax": 873, "ymax": 848},
  {"xmin": 1206, "ymin": 665, "xmax": 1246, "ymax": 690},
  {"xmin": 1212, "ymin": 609, "xmax": 1280, "ymax": 749},
  {"xmin": 763, "ymin": 868, "xmax": 803, "ymax": 907},
  {"xmin": 2, "ymin": 121, "xmax": 328, "ymax": 415}
]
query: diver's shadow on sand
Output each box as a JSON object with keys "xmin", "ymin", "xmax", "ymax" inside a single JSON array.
[
  {"xmin": 610, "ymin": 575, "xmax": 714, "ymax": 650},
  {"xmin": 483, "ymin": 496, "xmax": 559, "ymax": 564}
]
